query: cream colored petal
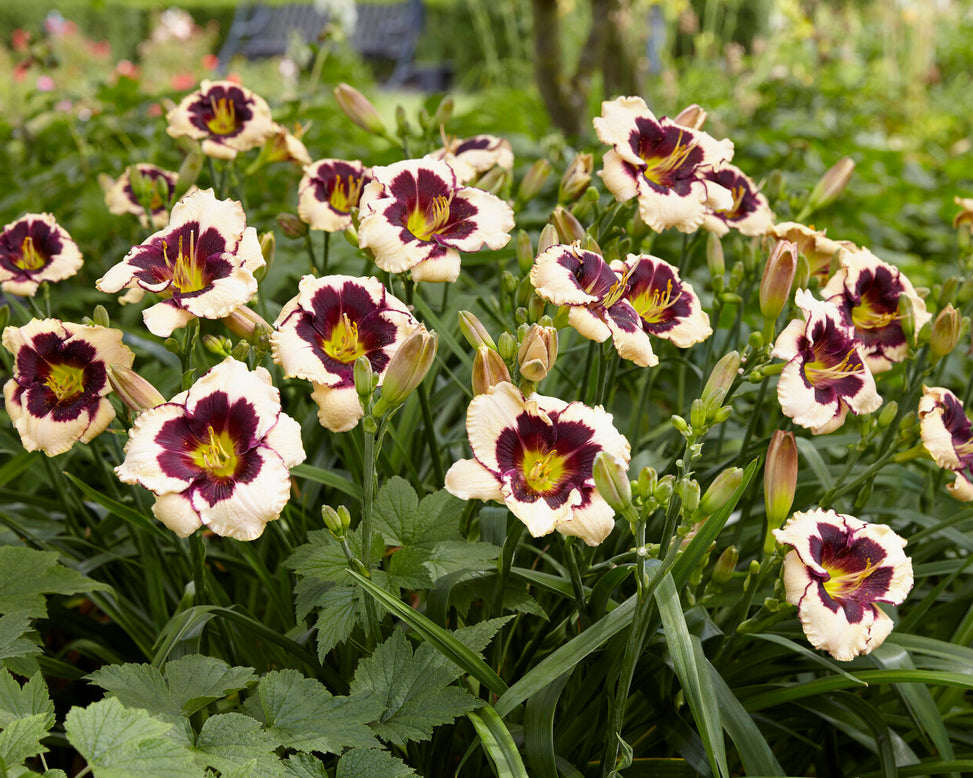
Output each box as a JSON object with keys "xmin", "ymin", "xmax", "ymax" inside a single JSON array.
[
  {"xmin": 151, "ymin": 492, "xmax": 203, "ymax": 537},
  {"xmin": 567, "ymin": 306, "xmax": 611, "ymax": 343},
  {"xmin": 466, "ymin": 381, "xmax": 530, "ymax": 473},
  {"xmin": 771, "ymin": 318, "xmax": 807, "ymax": 362},
  {"xmin": 185, "ymin": 360, "xmax": 282, "ymax": 442},
  {"xmin": 444, "ymin": 458, "xmax": 504, "ymax": 503},
  {"xmin": 555, "ymin": 493, "xmax": 616, "ymax": 546},
  {"xmin": 918, "ymin": 386, "xmax": 962, "ymax": 469},
  {"xmin": 181, "ymin": 266, "xmax": 258, "ymax": 320},
  {"xmin": 501, "ymin": 482, "xmax": 575, "ymax": 538},
  {"xmin": 810, "ymin": 404, "xmax": 850, "ymax": 435},
  {"xmin": 797, "ymin": 581, "xmax": 879, "ymax": 661},
  {"xmin": 410, "ymin": 251, "xmax": 462, "ymax": 283},
  {"xmin": 1, "ymin": 279, "xmax": 41, "ymax": 297},
  {"xmin": 358, "ymin": 199, "xmax": 434, "ymax": 273},
  {"xmin": 776, "ymin": 359, "xmax": 840, "ymax": 431},
  {"xmin": 116, "ymin": 402, "xmax": 194, "ymax": 494},
  {"xmin": 261, "ymin": 411, "xmax": 306, "ymax": 469},
  {"xmin": 193, "ymin": 447, "xmax": 291, "ymax": 540},
  {"xmin": 948, "ymin": 474, "xmax": 973, "ymax": 502},
  {"xmin": 77, "ymin": 398, "xmax": 118, "ymax": 445},
  {"xmin": 442, "ymin": 187, "xmax": 515, "ymax": 252},
  {"xmin": 598, "ymin": 150, "xmax": 639, "ymax": 204},
  {"xmin": 310, "ymin": 383, "xmax": 364, "ymax": 433},
  {"xmin": 237, "ymin": 227, "xmax": 266, "ymax": 275},
  {"xmin": 530, "ymin": 245, "xmax": 600, "ymax": 306},
  {"xmin": 12, "ymin": 402, "xmax": 98, "ymax": 456},
  {"xmin": 142, "ymin": 301, "xmax": 196, "ymax": 338},
  {"xmin": 635, "ymin": 179, "xmax": 709, "ymax": 234},
  {"xmin": 606, "ymin": 315, "xmax": 658, "ymax": 367},
  {"xmin": 593, "ymin": 96, "xmax": 653, "ymax": 167},
  {"xmin": 773, "ymin": 509, "xmax": 853, "ymax": 576},
  {"xmin": 200, "ymin": 139, "xmax": 239, "ymax": 160},
  {"xmin": 556, "ymin": 401, "xmax": 631, "ymax": 464}
]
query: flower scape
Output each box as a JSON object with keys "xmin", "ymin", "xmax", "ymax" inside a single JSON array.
[{"xmin": 1, "ymin": 34, "xmax": 971, "ymax": 776}]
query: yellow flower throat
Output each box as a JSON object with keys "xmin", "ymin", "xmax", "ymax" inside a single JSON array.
[
  {"xmin": 163, "ymin": 232, "xmax": 206, "ymax": 294},
  {"xmin": 16, "ymin": 236, "xmax": 46, "ymax": 271},
  {"xmin": 206, "ymin": 96, "xmax": 238, "ymax": 136},
  {"xmin": 44, "ymin": 362, "xmax": 86, "ymax": 403},
  {"xmin": 406, "ymin": 195, "xmax": 452, "ymax": 242},
  {"xmin": 323, "ymin": 313, "xmax": 367, "ymax": 363},
  {"xmin": 192, "ymin": 426, "xmax": 238, "ymax": 478},
  {"xmin": 522, "ymin": 448, "xmax": 567, "ymax": 494},
  {"xmin": 822, "ymin": 557, "xmax": 875, "ymax": 600}
]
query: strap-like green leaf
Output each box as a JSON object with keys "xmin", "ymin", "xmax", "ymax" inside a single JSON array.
[{"xmin": 468, "ymin": 706, "xmax": 529, "ymax": 778}]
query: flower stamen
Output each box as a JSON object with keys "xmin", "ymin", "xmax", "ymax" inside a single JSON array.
[
  {"xmin": 823, "ymin": 557, "xmax": 876, "ymax": 600},
  {"xmin": 16, "ymin": 236, "xmax": 46, "ymax": 271},
  {"xmin": 206, "ymin": 96, "xmax": 238, "ymax": 136},
  {"xmin": 643, "ymin": 131, "xmax": 697, "ymax": 185},
  {"xmin": 194, "ymin": 425, "xmax": 237, "ymax": 478},
  {"xmin": 322, "ymin": 313, "xmax": 366, "ymax": 363},
  {"xmin": 44, "ymin": 362, "xmax": 86, "ymax": 403},
  {"xmin": 804, "ymin": 347, "xmax": 864, "ymax": 384},
  {"xmin": 631, "ymin": 278, "xmax": 683, "ymax": 323},
  {"xmin": 406, "ymin": 195, "xmax": 452, "ymax": 242},
  {"xmin": 522, "ymin": 448, "xmax": 565, "ymax": 493},
  {"xmin": 329, "ymin": 175, "xmax": 364, "ymax": 213}
]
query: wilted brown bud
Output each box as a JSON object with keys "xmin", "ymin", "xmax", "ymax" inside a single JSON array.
[
  {"xmin": 673, "ymin": 103, "xmax": 707, "ymax": 130},
  {"xmin": 700, "ymin": 467, "xmax": 743, "ymax": 515},
  {"xmin": 518, "ymin": 159, "xmax": 552, "ymax": 203},
  {"xmin": 108, "ymin": 364, "xmax": 166, "ymax": 414},
  {"xmin": 537, "ymin": 223, "xmax": 560, "ymax": 254},
  {"xmin": 517, "ymin": 324, "xmax": 558, "ymax": 382},
  {"xmin": 472, "ymin": 346, "xmax": 512, "ymax": 395},
  {"xmin": 458, "ymin": 310, "xmax": 496, "ymax": 350},
  {"xmin": 764, "ymin": 430, "xmax": 798, "ymax": 530},
  {"xmin": 373, "ymin": 328, "xmax": 438, "ymax": 415},
  {"xmin": 552, "ymin": 205, "xmax": 586, "ymax": 243},
  {"xmin": 759, "ymin": 240, "xmax": 798, "ymax": 321},
  {"xmin": 930, "ymin": 304, "xmax": 962, "ymax": 363},
  {"xmin": 558, "ymin": 153, "xmax": 593, "ymax": 203},
  {"xmin": 277, "ymin": 212, "xmax": 308, "ymax": 238},
  {"xmin": 807, "ymin": 157, "xmax": 855, "ymax": 212},
  {"xmin": 334, "ymin": 83, "xmax": 387, "ymax": 136},
  {"xmin": 221, "ymin": 306, "xmax": 272, "ymax": 342},
  {"xmin": 592, "ymin": 451, "xmax": 632, "ymax": 514}
]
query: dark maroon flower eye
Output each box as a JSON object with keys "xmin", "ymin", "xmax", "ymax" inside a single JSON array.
[{"xmin": 0, "ymin": 214, "xmax": 82, "ymax": 297}]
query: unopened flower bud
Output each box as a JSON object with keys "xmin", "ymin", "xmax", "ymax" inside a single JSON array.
[
  {"xmin": 518, "ymin": 159, "xmax": 552, "ymax": 203},
  {"xmin": 673, "ymin": 103, "xmax": 707, "ymax": 130},
  {"xmin": 759, "ymin": 240, "xmax": 798, "ymax": 321},
  {"xmin": 476, "ymin": 166, "xmax": 508, "ymax": 195},
  {"xmin": 637, "ymin": 466, "xmax": 657, "ymax": 500},
  {"xmin": 793, "ymin": 252, "xmax": 811, "ymax": 292},
  {"xmin": 654, "ymin": 474, "xmax": 675, "ymax": 505},
  {"xmin": 174, "ymin": 151, "xmax": 204, "ymax": 200},
  {"xmin": 592, "ymin": 451, "xmax": 632, "ymax": 513},
  {"xmin": 537, "ymin": 223, "xmax": 559, "ymax": 254},
  {"xmin": 712, "ymin": 406, "xmax": 733, "ymax": 424},
  {"xmin": 878, "ymin": 401, "xmax": 899, "ymax": 428},
  {"xmin": 354, "ymin": 355, "xmax": 374, "ymax": 402},
  {"xmin": 700, "ymin": 467, "xmax": 743, "ymax": 515},
  {"xmin": 711, "ymin": 545, "xmax": 738, "ymax": 585},
  {"xmin": 676, "ymin": 478, "xmax": 700, "ymax": 515},
  {"xmin": 230, "ymin": 340, "xmax": 250, "ymax": 361},
  {"xmin": 690, "ymin": 398, "xmax": 706, "ymax": 431},
  {"xmin": 581, "ymin": 233, "xmax": 602, "ymax": 256},
  {"xmin": 527, "ymin": 294, "xmax": 546, "ymax": 322},
  {"xmin": 930, "ymin": 304, "xmax": 961, "ymax": 364},
  {"xmin": 343, "ymin": 225, "xmax": 359, "ymax": 248},
  {"xmin": 497, "ymin": 331, "xmax": 517, "ymax": 362},
  {"xmin": 939, "ymin": 276, "xmax": 959, "ymax": 307},
  {"xmin": 334, "ymin": 83, "xmax": 387, "ymax": 136},
  {"xmin": 807, "ymin": 156, "xmax": 855, "ymax": 212},
  {"xmin": 552, "ymin": 205, "xmax": 586, "ymax": 243},
  {"xmin": 373, "ymin": 328, "xmax": 438, "ymax": 415},
  {"xmin": 701, "ymin": 350, "xmax": 740, "ymax": 412},
  {"xmin": 518, "ymin": 324, "xmax": 558, "ymax": 382},
  {"xmin": 321, "ymin": 505, "xmax": 344, "ymax": 535},
  {"xmin": 558, "ymin": 152, "xmax": 593, "ymax": 203},
  {"xmin": 458, "ymin": 310, "xmax": 496, "ymax": 350},
  {"xmin": 108, "ymin": 364, "xmax": 166, "ymax": 413},
  {"xmin": 515, "ymin": 230, "xmax": 534, "ymax": 274},
  {"xmin": 671, "ymin": 414, "xmax": 689, "ymax": 434},
  {"xmin": 277, "ymin": 212, "xmax": 308, "ymax": 238},
  {"xmin": 259, "ymin": 230, "xmax": 275, "ymax": 271},
  {"xmin": 472, "ymin": 346, "xmax": 512, "ymax": 395},
  {"xmin": 203, "ymin": 334, "xmax": 232, "ymax": 356},
  {"xmin": 91, "ymin": 304, "xmax": 111, "ymax": 329},
  {"xmin": 764, "ymin": 430, "xmax": 798, "ymax": 530},
  {"xmin": 706, "ymin": 232, "xmax": 725, "ymax": 277},
  {"xmin": 433, "ymin": 95, "xmax": 454, "ymax": 127},
  {"xmin": 222, "ymin": 306, "xmax": 272, "ymax": 342}
]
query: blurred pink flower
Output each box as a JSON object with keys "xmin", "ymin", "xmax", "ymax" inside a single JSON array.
[
  {"xmin": 202, "ymin": 54, "xmax": 219, "ymax": 71},
  {"xmin": 171, "ymin": 72, "xmax": 197, "ymax": 91},
  {"xmin": 36, "ymin": 75, "xmax": 55, "ymax": 92}
]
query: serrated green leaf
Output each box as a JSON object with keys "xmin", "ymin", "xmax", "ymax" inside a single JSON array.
[
  {"xmin": 0, "ymin": 547, "xmax": 111, "ymax": 619},
  {"xmin": 87, "ymin": 656, "xmax": 255, "ymax": 722},
  {"xmin": 423, "ymin": 541, "xmax": 499, "ymax": 581},
  {"xmin": 64, "ymin": 697, "xmax": 203, "ymax": 777},
  {"xmin": 349, "ymin": 630, "xmax": 480, "ymax": 746},
  {"xmin": 0, "ymin": 713, "xmax": 49, "ymax": 767},
  {"xmin": 0, "ymin": 671, "xmax": 54, "ymax": 729},
  {"xmin": 0, "ymin": 613, "xmax": 41, "ymax": 667},
  {"xmin": 192, "ymin": 713, "xmax": 281, "ymax": 778},
  {"xmin": 335, "ymin": 747, "xmax": 417, "ymax": 777},
  {"xmin": 287, "ymin": 529, "xmax": 384, "ymax": 588},
  {"xmin": 282, "ymin": 753, "xmax": 329, "ymax": 778},
  {"xmin": 374, "ymin": 479, "xmax": 463, "ymax": 547},
  {"xmin": 243, "ymin": 669, "xmax": 380, "ymax": 754},
  {"xmin": 312, "ymin": 586, "xmax": 361, "ymax": 661}
]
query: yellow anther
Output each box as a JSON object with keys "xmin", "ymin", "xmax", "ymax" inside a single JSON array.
[
  {"xmin": 207, "ymin": 96, "xmax": 238, "ymax": 136},
  {"xmin": 16, "ymin": 236, "xmax": 46, "ymax": 271}
]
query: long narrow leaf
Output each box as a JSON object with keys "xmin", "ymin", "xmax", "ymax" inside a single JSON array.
[
  {"xmin": 524, "ymin": 671, "xmax": 571, "ymax": 778},
  {"xmin": 655, "ymin": 572, "xmax": 728, "ymax": 778},
  {"xmin": 291, "ymin": 464, "xmax": 362, "ymax": 501},
  {"xmin": 468, "ymin": 706, "xmax": 529, "ymax": 778},
  {"xmin": 63, "ymin": 472, "xmax": 170, "ymax": 540},
  {"xmin": 348, "ymin": 569, "xmax": 508, "ymax": 697}
]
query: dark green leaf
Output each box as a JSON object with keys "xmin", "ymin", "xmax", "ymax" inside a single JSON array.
[
  {"xmin": 0, "ymin": 671, "xmax": 54, "ymax": 729},
  {"xmin": 335, "ymin": 747, "xmax": 417, "ymax": 777},
  {"xmin": 0, "ymin": 547, "xmax": 111, "ymax": 619},
  {"xmin": 192, "ymin": 713, "xmax": 282, "ymax": 777}
]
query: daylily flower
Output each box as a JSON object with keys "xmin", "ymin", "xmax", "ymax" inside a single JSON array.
[
  {"xmin": 593, "ymin": 96, "xmax": 734, "ymax": 233},
  {"xmin": 271, "ymin": 274, "xmax": 421, "ymax": 432},
  {"xmin": 96, "ymin": 189, "xmax": 264, "ymax": 337},
  {"xmin": 0, "ymin": 213, "xmax": 83, "ymax": 297},
  {"xmin": 115, "ymin": 358, "xmax": 305, "ymax": 540},
  {"xmin": 610, "ymin": 254, "xmax": 712, "ymax": 348},
  {"xmin": 530, "ymin": 243, "xmax": 656, "ymax": 366},
  {"xmin": 166, "ymin": 79, "xmax": 276, "ymax": 160},
  {"xmin": 772, "ymin": 289, "xmax": 881, "ymax": 434},
  {"xmin": 104, "ymin": 164, "xmax": 177, "ymax": 228},
  {"xmin": 773, "ymin": 509, "xmax": 913, "ymax": 661},
  {"xmin": 822, "ymin": 248, "xmax": 931, "ymax": 373},
  {"xmin": 768, "ymin": 222, "xmax": 854, "ymax": 280},
  {"xmin": 358, "ymin": 158, "xmax": 515, "ymax": 283},
  {"xmin": 262, "ymin": 122, "xmax": 312, "ymax": 167},
  {"xmin": 2, "ymin": 319, "xmax": 134, "ymax": 456},
  {"xmin": 444, "ymin": 382, "xmax": 631, "ymax": 546},
  {"xmin": 953, "ymin": 196, "xmax": 973, "ymax": 232},
  {"xmin": 918, "ymin": 386, "xmax": 973, "ymax": 501},
  {"xmin": 297, "ymin": 159, "xmax": 369, "ymax": 233},
  {"xmin": 428, "ymin": 134, "xmax": 514, "ymax": 185},
  {"xmin": 701, "ymin": 164, "xmax": 774, "ymax": 237}
]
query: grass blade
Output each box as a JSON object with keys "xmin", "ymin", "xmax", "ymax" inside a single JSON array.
[{"xmin": 468, "ymin": 706, "xmax": 529, "ymax": 778}]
